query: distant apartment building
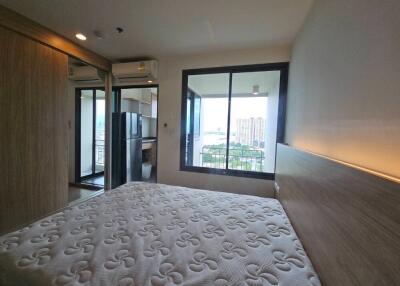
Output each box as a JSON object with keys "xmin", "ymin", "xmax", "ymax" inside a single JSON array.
[{"xmin": 235, "ymin": 117, "xmax": 265, "ymax": 148}]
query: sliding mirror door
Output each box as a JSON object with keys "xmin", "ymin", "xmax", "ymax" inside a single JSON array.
[
  {"xmin": 68, "ymin": 57, "xmax": 107, "ymax": 204},
  {"xmin": 75, "ymin": 88, "xmax": 105, "ymax": 186}
]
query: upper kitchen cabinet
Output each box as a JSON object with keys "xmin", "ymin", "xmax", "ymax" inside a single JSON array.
[
  {"xmin": 151, "ymin": 90, "xmax": 158, "ymax": 118},
  {"xmin": 120, "ymin": 87, "xmax": 157, "ymax": 119}
]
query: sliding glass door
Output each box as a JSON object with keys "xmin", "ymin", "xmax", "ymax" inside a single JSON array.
[{"xmin": 76, "ymin": 88, "xmax": 105, "ymax": 182}]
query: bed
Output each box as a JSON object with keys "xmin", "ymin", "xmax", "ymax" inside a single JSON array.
[{"xmin": 0, "ymin": 182, "xmax": 320, "ymax": 286}]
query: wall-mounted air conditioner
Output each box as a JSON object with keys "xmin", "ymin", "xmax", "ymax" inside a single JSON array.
[
  {"xmin": 112, "ymin": 60, "xmax": 158, "ymax": 82},
  {"xmin": 68, "ymin": 66, "xmax": 104, "ymax": 82}
]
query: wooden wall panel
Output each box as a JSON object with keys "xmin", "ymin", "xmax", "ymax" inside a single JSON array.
[
  {"xmin": 0, "ymin": 26, "xmax": 68, "ymax": 234},
  {"xmin": 275, "ymin": 144, "xmax": 400, "ymax": 286}
]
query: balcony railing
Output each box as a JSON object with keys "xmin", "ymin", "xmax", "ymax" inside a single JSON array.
[
  {"xmin": 200, "ymin": 146, "xmax": 264, "ymax": 172},
  {"xmin": 95, "ymin": 139, "xmax": 105, "ymax": 166}
]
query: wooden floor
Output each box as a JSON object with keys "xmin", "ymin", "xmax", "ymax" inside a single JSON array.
[
  {"xmin": 68, "ymin": 186, "xmax": 103, "ymax": 205},
  {"xmin": 81, "ymin": 176, "xmax": 104, "ymax": 187},
  {"xmin": 68, "ymin": 171, "xmax": 156, "ymax": 205}
]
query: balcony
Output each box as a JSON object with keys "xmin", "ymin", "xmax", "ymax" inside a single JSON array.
[
  {"xmin": 200, "ymin": 146, "xmax": 264, "ymax": 172},
  {"xmin": 95, "ymin": 139, "xmax": 105, "ymax": 167}
]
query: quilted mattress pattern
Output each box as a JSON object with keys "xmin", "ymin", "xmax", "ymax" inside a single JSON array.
[{"xmin": 0, "ymin": 182, "xmax": 320, "ymax": 286}]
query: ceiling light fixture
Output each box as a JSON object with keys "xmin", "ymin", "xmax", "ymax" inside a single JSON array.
[
  {"xmin": 252, "ymin": 85, "xmax": 260, "ymax": 95},
  {"xmin": 75, "ymin": 33, "xmax": 87, "ymax": 41},
  {"xmin": 147, "ymin": 80, "xmax": 153, "ymax": 83}
]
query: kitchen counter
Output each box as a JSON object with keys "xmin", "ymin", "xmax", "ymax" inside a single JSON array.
[
  {"xmin": 142, "ymin": 137, "xmax": 157, "ymax": 143},
  {"xmin": 142, "ymin": 140, "xmax": 157, "ymax": 151}
]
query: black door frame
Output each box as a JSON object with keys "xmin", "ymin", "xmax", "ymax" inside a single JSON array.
[
  {"xmin": 112, "ymin": 84, "xmax": 159, "ymax": 182},
  {"xmin": 75, "ymin": 87, "xmax": 105, "ymax": 182}
]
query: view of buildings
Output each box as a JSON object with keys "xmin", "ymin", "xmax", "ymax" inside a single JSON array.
[
  {"xmin": 235, "ymin": 117, "xmax": 265, "ymax": 148},
  {"xmin": 199, "ymin": 117, "xmax": 267, "ymax": 172}
]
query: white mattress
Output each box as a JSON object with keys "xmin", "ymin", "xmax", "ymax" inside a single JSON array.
[{"xmin": 0, "ymin": 182, "xmax": 320, "ymax": 286}]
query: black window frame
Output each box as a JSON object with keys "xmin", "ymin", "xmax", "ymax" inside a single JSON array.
[{"xmin": 180, "ymin": 62, "xmax": 289, "ymax": 180}]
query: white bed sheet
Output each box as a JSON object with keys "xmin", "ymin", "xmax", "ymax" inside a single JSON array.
[{"xmin": 0, "ymin": 182, "xmax": 320, "ymax": 286}]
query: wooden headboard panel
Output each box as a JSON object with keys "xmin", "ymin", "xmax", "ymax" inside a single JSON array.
[{"xmin": 275, "ymin": 144, "xmax": 400, "ymax": 286}]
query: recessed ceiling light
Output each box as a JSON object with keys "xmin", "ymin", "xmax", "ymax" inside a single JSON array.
[
  {"xmin": 147, "ymin": 80, "xmax": 153, "ymax": 83},
  {"xmin": 75, "ymin": 33, "xmax": 87, "ymax": 41}
]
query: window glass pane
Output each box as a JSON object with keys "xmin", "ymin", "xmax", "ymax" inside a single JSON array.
[
  {"xmin": 80, "ymin": 90, "xmax": 93, "ymax": 176},
  {"xmin": 186, "ymin": 73, "xmax": 230, "ymax": 169},
  {"xmin": 185, "ymin": 94, "xmax": 192, "ymax": 164},
  {"xmin": 95, "ymin": 90, "xmax": 105, "ymax": 173},
  {"xmin": 229, "ymin": 71, "xmax": 281, "ymax": 173}
]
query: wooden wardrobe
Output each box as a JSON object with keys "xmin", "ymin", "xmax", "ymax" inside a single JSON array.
[
  {"xmin": 0, "ymin": 4, "xmax": 111, "ymax": 234},
  {"xmin": 0, "ymin": 26, "xmax": 69, "ymax": 234}
]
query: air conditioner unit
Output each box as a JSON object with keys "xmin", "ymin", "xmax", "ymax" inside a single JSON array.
[
  {"xmin": 68, "ymin": 66, "xmax": 104, "ymax": 82},
  {"xmin": 112, "ymin": 60, "xmax": 158, "ymax": 81}
]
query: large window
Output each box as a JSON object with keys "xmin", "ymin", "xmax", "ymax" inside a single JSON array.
[{"xmin": 180, "ymin": 63, "xmax": 288, "ymax": 179}]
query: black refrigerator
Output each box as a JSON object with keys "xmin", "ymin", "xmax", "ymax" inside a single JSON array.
[{"xmin": 112, "ymin": 112, "xmax": 142, "ymax": 188}]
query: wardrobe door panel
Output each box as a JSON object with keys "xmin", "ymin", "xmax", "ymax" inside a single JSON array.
[{"xmin": 0, "ymin": 26, "xmax": 68, "ymax": 234}]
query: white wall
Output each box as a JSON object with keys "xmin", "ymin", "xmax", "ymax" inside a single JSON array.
[
  {"xmin": 286, "ymin": 0, "xmax": 400, "ymax": 179},
  {"xmin": 157, "ymin": 46, "xmax": 291, "ymax": 197},
  {"xmin": 69, "ymin": 46, "xmax": 291, "ymax": 195}
]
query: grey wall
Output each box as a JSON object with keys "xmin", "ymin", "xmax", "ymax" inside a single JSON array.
[{"xmin": 286, "ymin": 0, "xmax": 400, "ymax": 179}]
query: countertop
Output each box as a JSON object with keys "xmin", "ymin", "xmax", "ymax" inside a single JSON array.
[{"xmin": 142, "ymin": 137, "xmax": 157, "ymax": 143}]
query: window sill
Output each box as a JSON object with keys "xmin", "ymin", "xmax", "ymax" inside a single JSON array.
[{"xmin": 179, "ymin": 165, "xmax": 275, "ymax": 180}]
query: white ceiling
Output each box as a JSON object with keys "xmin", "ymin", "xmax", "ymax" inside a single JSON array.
[{"xmin": 0, "ymin": 0, "xmax": 313, "ymax": 61}]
